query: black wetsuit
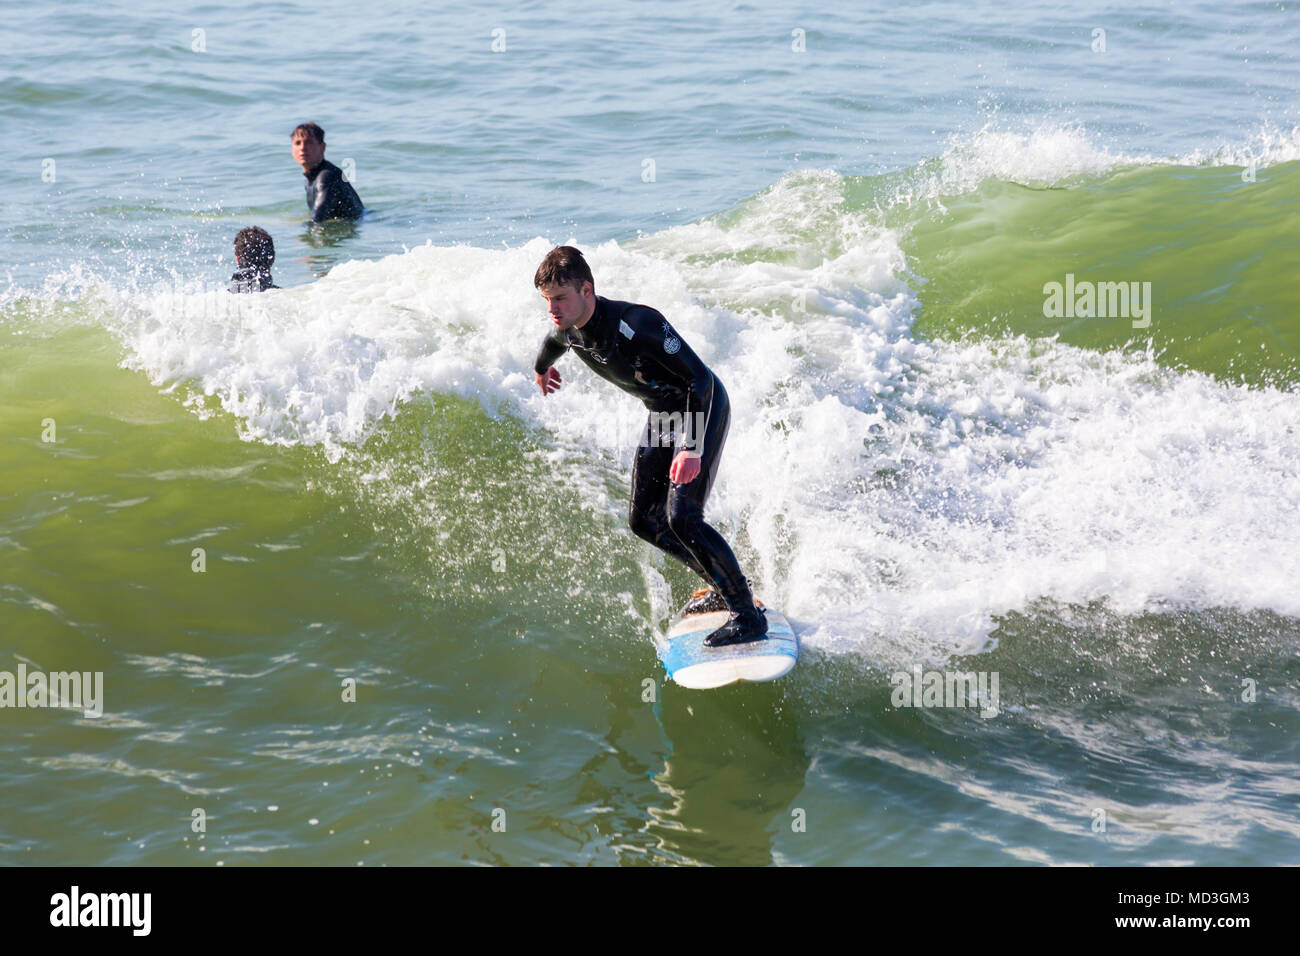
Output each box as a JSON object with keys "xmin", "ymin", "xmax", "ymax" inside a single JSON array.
[
  {"xmin": 303, "ymin": 159, "xmax": 364, "ymax": 222},
  {"xmin": 534, "ymin": 296, "xmax": 756, "ymax": 613},
  {"xmin": 228, "ymin": 265, "xmax": 277, "ymax": 293}
]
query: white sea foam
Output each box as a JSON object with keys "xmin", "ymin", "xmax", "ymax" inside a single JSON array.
[
  {"xmin": 931, "ymin": 123, "xmax": 1146, "ymax": 192},
  {"xmin": 636, "ymin": 172, "xmax": 1300, "ymax": 663},
  {"xmin": 1182, "ymin": 122, "xmax": 1300, "ymax": 170},
  {"xmin": 889, "ymin": 120, "xmax": 1300, "ymax": 208},
  {"xmin": 99, "ymin": 169, "xmax": 1300, "ymax": 664}
]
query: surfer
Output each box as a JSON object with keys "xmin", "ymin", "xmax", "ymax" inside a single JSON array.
[
  {"xmin": 291, "ymin": 123, "xmax": 364, "ymax": 222},
  {"xmin": 228, "ymin": 226, "xmax": 278, "ymax": 293},
  {"xmin": 532, "ymin": 246, "xmax": 767, "ymax": 646}
]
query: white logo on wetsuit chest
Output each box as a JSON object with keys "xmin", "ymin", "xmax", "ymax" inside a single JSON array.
[{"xmin": 662, "ymin": 321, "xmax": 681, "ymax": 355}]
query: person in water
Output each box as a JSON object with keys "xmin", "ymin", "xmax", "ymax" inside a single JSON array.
[
  {"xmin": 290, "ymin": 122, "xmax": 364, "ymax": 222},
  {"xmin": 228, "ymin": 226, "xmax": 278, "ymax": 293},
  {"xmin": 532, "ymin": 246, "xmax": 768, "ymax": 646}
]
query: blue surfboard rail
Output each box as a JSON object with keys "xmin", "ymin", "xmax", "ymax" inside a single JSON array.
[{"xmin": 659, "ymin": 608, "xmax": 799, "ymax": 686}]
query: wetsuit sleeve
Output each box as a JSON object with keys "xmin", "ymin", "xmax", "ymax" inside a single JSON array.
[
  {"xmin": 533, "ymin": 329, "xmax": 569, "ymax": 376},
  {"xmin": 310, "ymin": 166, "xmax": 363, "ymax": 221},
  {"xmin": 340, "ymin": 177, "xmax": 364, "ymax": 218},
  {"xmin": 631, "ymin": 307, "xmax": 716, "ymax": 457},
  {"xmin": 309, "ymin": 167, "xmax": 337, "ymax": 223}
]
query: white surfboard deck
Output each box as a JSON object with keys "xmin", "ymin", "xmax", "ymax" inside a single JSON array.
[{"xmin": 656, "ymin": 605, "xmax": 798, "ymax": 690}]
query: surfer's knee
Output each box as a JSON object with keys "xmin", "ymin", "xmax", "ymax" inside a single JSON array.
[
  {"xmin": 665, "ymin": 496, "xmax": 703, "ymax": 540},
  {"xmin": 628, "ymin": 506, "xmax": 662, "ymax": 543}
]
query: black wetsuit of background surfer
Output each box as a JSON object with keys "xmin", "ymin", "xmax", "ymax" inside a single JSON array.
[
  {"xmin": 303, "ymin": 159, "xmax": 364, "ymax": 222},
  {"xmin": 534, "ymin": 296, "xmax": 762, "ymax": 632},
  {"xmin": 228, "ymin": 265, "xmax": 277, "ymax": 293}
]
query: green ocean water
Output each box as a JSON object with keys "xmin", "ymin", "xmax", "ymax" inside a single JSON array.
[{"xmin": 900, "ymin": 160, "xmax": 1300, "ymax": 387}]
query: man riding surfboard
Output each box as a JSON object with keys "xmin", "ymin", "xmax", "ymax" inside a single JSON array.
[{"xmin": 532, "ymin": 246, "xmax": 767, "ymax": 647}]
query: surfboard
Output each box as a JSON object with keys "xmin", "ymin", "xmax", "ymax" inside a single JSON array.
[{"xmin": 656, "ymin": 604, "xmax": 799, "ymax": 690}]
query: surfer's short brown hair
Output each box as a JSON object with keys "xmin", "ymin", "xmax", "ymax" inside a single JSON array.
[
  {"xmin": 534, "ymin": 246, "xmax": 594, "ymax": 291},
  {"xmin": 234, "ymin": 226, "xmax": 275, "ymax": 270},
  {"xmin": 291, "ymin": 122, "xmax": 325, "ymax": 143}
]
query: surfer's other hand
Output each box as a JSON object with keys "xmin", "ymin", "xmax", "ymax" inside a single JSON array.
[
  {"xmin": 536, "ymin": 368, "xmax": 562, "ymax": 395},
  {"xmin": 669, "ymin": 451, "xmax": 701, "ymax": 484}
]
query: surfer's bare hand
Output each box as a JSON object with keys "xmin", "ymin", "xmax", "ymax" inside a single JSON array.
[
  {"xmin": 536, "ymin": 368, "xmax": 562, "ymax": 395},
  {"xmin": 670, "ymin": 451, "xmax": 701, "ymax": 484}
]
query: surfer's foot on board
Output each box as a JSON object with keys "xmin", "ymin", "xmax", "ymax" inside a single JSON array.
[
  {"xmin": 681, "ymin": 586, "xmax": 728, "ymax": 616},
  {"xmin": 703, "ymin": 604, "xmax": 768, "ymax": 647}
]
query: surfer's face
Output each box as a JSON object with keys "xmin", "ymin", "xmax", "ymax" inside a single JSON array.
[
  {"xmin": 291, "ymin": 131, "xmax": 326, "ymax": 171},
  {"xmin": 540, "ymin": 280, "xmax": 594, "ymax": 331}
]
